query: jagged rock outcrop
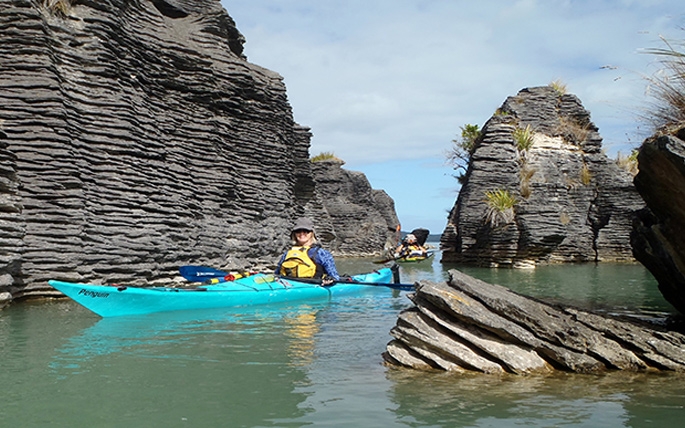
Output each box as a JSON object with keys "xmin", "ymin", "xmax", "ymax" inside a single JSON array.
[
  {"xmin": 384, "ymin": 270, "xmax": 685, "ymax": 373},
  {"xmin": 631, "ymin": 130, "xmax": 685, "ymax": 314},
  {"xmin": 308, "ymin": 159, "xmax": 400, "ymax": 256},
  {"xmin": 0, "ymin": 0, "xmax": 398, "ymax": 305},
  {"xmin": 441, "ymin": 86, "xmax": 644, "ymax": 267}
]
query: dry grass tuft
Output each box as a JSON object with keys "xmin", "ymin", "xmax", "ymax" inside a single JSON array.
[
  {"xmin": 556, "ymin": 116, "xmax": 592, "ymax": 144},
  {"xmin": 580, "ymin": 163, "xmax": 592, "ymax": 185},
  {"xmin": 549, "ymin": 80, "xmax": 568, "ymax": 96},
  {"xmin": 642, "ymin": 35, "xmax": 685, "ymax": 135},
  {"xmin": 44, "ymin": 0, "xmax": 71, "ymax": 17},
  {"xmin": 616, "ymin": 150, "xmax": 639, "ymax": 176},
  {"xmin": 519, "ymin": 165, "xmax": 536, "ymax": 199},
  {"xmin": 311, "ymin": 152, "xmax": 345, "ymax": 163}
]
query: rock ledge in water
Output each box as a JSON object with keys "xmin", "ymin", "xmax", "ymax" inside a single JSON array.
[{"xmin": 384, "ymin": 269, "xmax": 685, "ymax": 374}]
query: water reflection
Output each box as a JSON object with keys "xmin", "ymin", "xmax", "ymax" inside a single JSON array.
[
  {"xmin": 386, "ymin": 369, "xmax": 685, "ymax": 427},
  {"xmin": 49, "ymin": 302, "xmax": 330, "ymax": 427},
  {"xmin": 284, "ymin": 310, "xmax": 320, "ymax": 367}
]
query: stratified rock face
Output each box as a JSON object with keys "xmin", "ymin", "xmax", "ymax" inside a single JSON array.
[
  {"xmin": 440, "ymin": 87, "xmax": 644, "ymax": 267},
  {"xmin": 308, "ymin": 160, "xmax": 400, "ymax": 256},
  {"xmin": 632, "ymin": 132, "xmax": 685, "ymax": 314},
  {"xmin": 0, "ymin": 0, "xmax": 398, "ymax": 299}
]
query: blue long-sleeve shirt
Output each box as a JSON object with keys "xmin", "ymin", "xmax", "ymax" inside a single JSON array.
[{"xmin": 312, "ymin": 247, "xmax": 340, "ymax": 280}]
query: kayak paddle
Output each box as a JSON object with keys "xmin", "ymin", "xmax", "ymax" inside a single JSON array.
[
  {"xmin": 277, "ymin": 275, "xmax": 416, "ymax": 291},
  {"xmin": 179, "ymin": 265, "xmax": 229, "ymax": 282},
  {"xmin": 333, "ymin": 279, "xmax": 415, "ymax": 291},
  {"xmin": 179, "ymin": 266, "xmax": 415, "ymax": 291}
]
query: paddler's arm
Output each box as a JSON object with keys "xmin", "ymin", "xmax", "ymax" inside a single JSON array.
[{"xmin": 316, "ymin": 249, "xmax": 340, "ymax": 281}]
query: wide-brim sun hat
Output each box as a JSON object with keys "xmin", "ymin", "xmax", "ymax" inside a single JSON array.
[{"xmin": 291, "ymin": 217, "xmax": 315, "ymax": 233}]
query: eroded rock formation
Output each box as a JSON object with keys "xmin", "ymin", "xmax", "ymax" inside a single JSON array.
[
  {"xmin": 308, "ymin": 159, "xmax": 400, "ymax": 256},
  {"xmin": 0, "ymin": 0, "xmax": 398, "ymax": 305},
  {"xmin": 384, "ymin": 270, "xmax": 685, "ymax": 373},
  {"xmin": 631, "ymin": 130, "xmax": 685, "ymax": 314},
  {"xmin": 441, "ymin": 86, "xmax": 644, "ymax": 267}
]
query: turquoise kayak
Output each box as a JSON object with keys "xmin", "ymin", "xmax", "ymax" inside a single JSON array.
[{"xmin": 48, "ymin": 268, "xmax": 397, "ymax": 318}]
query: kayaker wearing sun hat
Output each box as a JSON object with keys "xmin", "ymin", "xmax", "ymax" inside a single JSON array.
[
  {"xmin": 275, "ymin": 217, "xmax": 340, "ymax": 283},
  {"xmin": 394, "ymin": 233, "xmax": 427, "ymax": 258}
]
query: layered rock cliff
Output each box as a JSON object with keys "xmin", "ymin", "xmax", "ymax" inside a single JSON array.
[
  {"xmin": 441, "ymin": 86, "xmax": 644, "ymax": 267},
  {"xmin": 0, "ymin": 0, "xmax": 398, "ymax": 303},
  {"xmin": 631, "ymin": 130, "xmax": 685, "ymax": 314}
]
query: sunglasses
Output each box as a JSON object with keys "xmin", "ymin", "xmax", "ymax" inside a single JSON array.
[{"xmin": 294, "ymin": 229, "xmax": 312, "ymax": 234}]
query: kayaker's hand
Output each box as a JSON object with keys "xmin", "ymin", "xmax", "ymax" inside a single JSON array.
[{"xmin": 321, "ymin": 277, "xmax": 335, "ymax": 286}]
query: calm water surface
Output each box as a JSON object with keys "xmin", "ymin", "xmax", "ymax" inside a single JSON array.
[{"xmin": 2, "ymin": 250, "xmax": 684, "ymax": 427}]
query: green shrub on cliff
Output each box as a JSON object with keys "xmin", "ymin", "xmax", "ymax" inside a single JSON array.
[
  {"xmin": 513, "ymin": 125, "xmax": 534, "ymax": 152},
  {"xmin": 447, "ymin": 124, "xmax": 481, "ymax": 183},
  {"xmin": 483, "ymin": 189, "xmax": 517, "ymax": 227},
  {"xmin": 484, "ymin": 188, "xmax": 517, "ymax": 211}
]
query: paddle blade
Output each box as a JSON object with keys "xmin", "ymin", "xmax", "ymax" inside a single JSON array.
[
  {"xmin": 254, "ymin": 274, "xmax": 276, "ymax": 284},
  {"xmin": 179, "ymin": 265, "xmax": 229, "ymax": 282}
]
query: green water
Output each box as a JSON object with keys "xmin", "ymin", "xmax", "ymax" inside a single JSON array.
[{"xmin": 1, "ymin": 253, "xmax": 684, "ymax": 427}]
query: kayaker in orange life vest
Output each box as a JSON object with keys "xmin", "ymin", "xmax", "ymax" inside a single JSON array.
[{"xmin": 275, "ymin": 217, "xmax": 340, "ymax": 285}]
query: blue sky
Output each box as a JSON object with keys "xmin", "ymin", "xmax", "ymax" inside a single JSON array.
[{"xmin": 220, "ymin": 0, "xmax": 684, "ymax": 234}]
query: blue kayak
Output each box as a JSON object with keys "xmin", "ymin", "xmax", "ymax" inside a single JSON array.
[{"xmin": 48, "ymin": 268, "xmax": 397, "ymax": 318}]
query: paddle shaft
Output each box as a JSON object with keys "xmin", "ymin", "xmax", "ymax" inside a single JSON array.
[
  {"xmin": 335, "ymin": 280, "xmax": 414, "ymax": 291},
  {"xmin": 179, "ymin": 266, "xmax": 414, "ymax": 291},
  {"xmin": 280, "ymin": 276, "xmax": 415, "ymax": 291}
]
